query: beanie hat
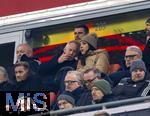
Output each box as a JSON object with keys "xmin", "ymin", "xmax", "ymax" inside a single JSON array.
[
  {"xmin": 57, "ymin": 94, "xmax": 75, "ymax": 106},
  {"xmin": 130, "ymin": 59, "xmax": 146, "ymax": 72},
  {"xmin": 93, "ymin": 79, "xmax": 112, "ymax": 95},
  {"xmin": 81, "ymin": 33, "xmax": 97, "ymax": 49}
]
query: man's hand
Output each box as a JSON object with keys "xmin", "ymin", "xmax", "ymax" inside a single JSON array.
[{"xmin": 58, "ymin": 53, "xmax": 70, "ymax": 63}]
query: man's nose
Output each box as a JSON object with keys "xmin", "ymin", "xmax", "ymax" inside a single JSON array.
[{"xmin": 60, "ymin": 105, "xmax": 64, "ymax": 109}]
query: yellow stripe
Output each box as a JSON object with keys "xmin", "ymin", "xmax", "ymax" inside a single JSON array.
[{"xmin": 48, "ymin": 18, "xmax": 147, "ymax": 45}]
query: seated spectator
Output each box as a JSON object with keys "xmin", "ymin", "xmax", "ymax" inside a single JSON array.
[
  {"xmin": 7, "ymin": 43, "xmax": 40, "ymax": 83},
  {"xmin": 63, "ymin": 71, "xmax": 85, "ymax": 104},
  {"xmin": 77, "ymin": 33, "xmax": 110, "ymax": 74},
  {"xmin": 109, "ymin": 45, "xmax": 143, "ymax": 87},
  {"xmin": 57, "ymin": 94, "xmax": 75, "ymax": 110},
  {"xmin": 39, "ymin": 40, "xmax": 80, "ymax": 91},
  {"xmin": 91, "ymin": 79, "xmax": 113, "ymax": 104},
  {"xmin": 76, "ymin": 68, "xmax": 112, "ymax": 106},
  {"xmin": 13, "ymin": 61, "xmax": 42, "ymax": 91},
  {"xmin": 113, "ymin": 59, "xmax": 150, "ymax": 100},
  {"xmin": 0, "ymin": 66, "xmax": 14, "ymax": 91},
  {"xmin": 83, "ymin": 68, "xmax": 112, "ymax": 90}
]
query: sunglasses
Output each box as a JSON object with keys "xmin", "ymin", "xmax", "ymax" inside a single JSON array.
[
  {"xmin": 85, "ymin": 77, "xmax": 97, "ymax": 83},
  {"xmin": 64, "ymin": 80, "xmax": 79, "ymax": 84},
  {"xmin": 125, "ymin": 54, "xmax": 138, "ymax": 59}
]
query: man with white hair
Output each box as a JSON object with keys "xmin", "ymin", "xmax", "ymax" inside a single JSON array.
[
  {"xmin": 63, "ymin": 71, "xmax": 85, "ymax": 104},
  {"xmin": 124, "ymin": 46, "xmax": 142, "ymax": 68},
  {"xmin": 109, "ymin": 45, "xmax": 143, "ymax": 87},
  {"xmin": 0, "ymin": 66, "xmax": 14, "ymax": 91}
]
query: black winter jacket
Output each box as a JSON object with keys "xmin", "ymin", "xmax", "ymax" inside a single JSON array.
[{"xmin": 113, "ymin": 77, "xmax": 150, "ymax": 100}]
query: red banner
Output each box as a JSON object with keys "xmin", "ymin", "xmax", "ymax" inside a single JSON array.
[{"xmin": 0, "ymin": 0, "xmax": 94, "ymax": 16}]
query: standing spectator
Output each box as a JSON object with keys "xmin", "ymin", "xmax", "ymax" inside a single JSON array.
[
  {"xmin": 0, "ymin": 66, "xmax": 14, "ymax": 91},
  {"xmin": 77, "ymin": 33, "xmax": 110, "ymax": 74},
  {"xmin": 39, "ymin": 40, "xmax": 80, "ymax": 91},
  {"xmin": 113, "ymin": 59, "xmax": 150, "ymax": 100},
  {"xmin": 57, "ymin": 94, "xmax": 75, "ymax": 110},
  {"xmin": 74, "ymin": 24, "xmax": 89, "ymax": 40},
  {"xmin": 109, "ymin": 45, "xmax": 143, "ymax": 87},
  {"xmin": 53, "ymin": 24, "xmax": 89, "ymax": 55},
  {"xmin": 143, "ymin": 17, "xmax": 150, "ymax": 72},
  {"xmin": 91, "ymin": 79, "xmax": 113, "ymax": 104},
  {"xmin": 13, "ymin": 62, "xmax": 42, "ymax": 91}
]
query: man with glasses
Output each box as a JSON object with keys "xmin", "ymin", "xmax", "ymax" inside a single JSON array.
[
  {"xmin": 76, "ymin": 67, "xmax": 112, "ymax": 106},
  {"xmin": 83, "ymin": 68, "xmax": 112, "ymax": 90},
  {"xmin": 109, "ymin": 46, "xmax": 142, "ymax": 87},
  {"xmin": 64, "ymin": 71, "xmax": 82, "ymax": 92},
  {"xmin": 63, "ymin": 71, "xmax": 85, "ymax": 104},
  {"xmin": 124, "ymin": 46, "xmax": 142, "ymax": 68}
]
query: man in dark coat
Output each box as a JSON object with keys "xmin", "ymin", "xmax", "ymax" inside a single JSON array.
[
  {"xmin": 13, "ymin": 61, "xmax": 42, "ymax": 91},
  {"xmin": 39, "ymin": 40, "xmax": 80, "ymax": 92},
  {"xmin": 76, "ymin": 67, "xmax": 112, "ymax": 106},
  {"xmin": 63, "ymin": 71, "xmax": 85, "ymax": 103},
  {"xmin": 91, "ymin": 79, "xmax": 114, "ymax": 104},
  {"xmin": 109, "ymin": 45, "xmax": 143, "ymax": 87},
  {"xmin": 113, "ymin": 59, "xmax": 150, "ymax": 100},
  {"xmin": 7, "ymin": 43, "xmax": 40, "ymax": 83},
  {"xmin": 143, "ymin": 17, "xmax": 150, "ymax": 72}
]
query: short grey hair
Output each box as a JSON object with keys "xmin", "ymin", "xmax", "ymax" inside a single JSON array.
[
  {"xmin": 0, "ymin": 66, "xmax": 8, "ymax": 79},
  {"xmin": 84, "ymin": 67, "xmax": 101, "ymax": 79},
  {"xmin": 17, "ymin": 43, "xmax": 33, "ymax": 53},
  {"xmin": 66, "ymin": 71, "xmax": 83, "ymax": 83},
  {"xmin": 126, "ymin": 46, "xmax": 142, "ymax": 57}
]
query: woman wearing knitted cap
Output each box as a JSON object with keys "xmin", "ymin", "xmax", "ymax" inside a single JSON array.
[
  {"xmin": 91, "ymin": 79, "xmax": 114, "ymax": 104},
  {"xmin": 77, "ymin": 33, "xmax": 110, "ymax": 74}
]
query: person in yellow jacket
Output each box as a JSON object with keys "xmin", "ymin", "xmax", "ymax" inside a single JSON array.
[{"xmin": 77, "ymin": 33, "xmax": 110, "ymax": 74}]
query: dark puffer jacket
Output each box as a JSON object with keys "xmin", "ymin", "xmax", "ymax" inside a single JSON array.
[
  {"xmin": 113, "ymin": 77, "xmax": 150, "ymax": 100},
  {"xmin": 39, "ymin": 54, "xmax": 77, "ymax": 92}
]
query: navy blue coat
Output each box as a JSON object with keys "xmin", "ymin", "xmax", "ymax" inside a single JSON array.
[
  {"xmin": 39, "ymin": 54, "xmax": 77, "ymax": 92},
  {"xmin": 13, "ymin": 75, "xmax": 42, "ymax": 91}
]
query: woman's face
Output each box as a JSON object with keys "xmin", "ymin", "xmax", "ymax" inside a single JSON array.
[{"xmin": 80, "ymin": 41, "xmax": 89, "ymax": 55}]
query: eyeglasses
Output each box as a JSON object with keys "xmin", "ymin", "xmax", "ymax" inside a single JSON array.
[
  {"xmin": 125, "ymin": 54, "xmax": 138, "ymax": 59},
  {"xmin": 85, "ymin": 77, "xmax": 97, "ymax": 83},
  {"xmin": 64, "ymin": 80, "xmax": 79, "ymax": 84},
  {"xmin": 74, "ymin": 32, "xmax": 84, "ymax": 35}
]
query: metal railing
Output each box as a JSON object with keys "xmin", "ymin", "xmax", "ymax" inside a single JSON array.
[{"xmin": 28, "ymin": 96, "xmax": 150, "ymax": 116}]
